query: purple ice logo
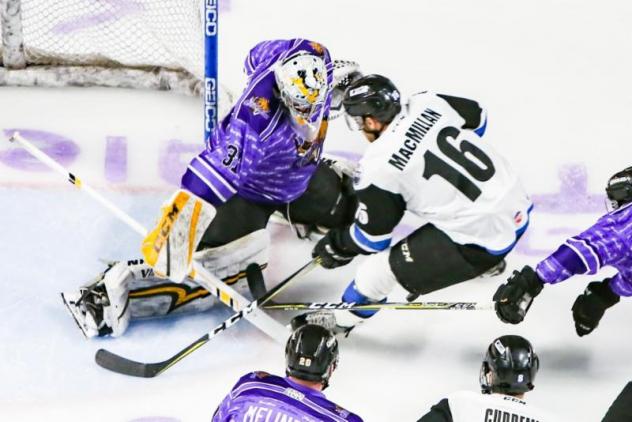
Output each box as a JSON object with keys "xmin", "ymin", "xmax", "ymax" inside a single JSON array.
[
  {"xmin": 0, "ymin": 129, "xmax": 79, "ymax": 171},
  {"xmin": 51, "ymin": 0, "xmax": 232, "ymax": 34},
  {"xmin": 52, "ymin": 0, "xmax": 145, "ymax": 34}
]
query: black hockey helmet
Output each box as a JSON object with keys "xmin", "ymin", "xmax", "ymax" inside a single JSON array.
[
  {"xmin": 342, "ymin": 74, "xmax": 402, "ymax": 125},
  {"xmin": 480, "ymin": 335, "xmax": 539, "ymax": 395},
  {"xmin": 606, "ymin": 166, "xmax": 632, "ymax": 210},
  {"xmin": 285, "ymin": 324, "xmax": 339, "ymax": 388}
]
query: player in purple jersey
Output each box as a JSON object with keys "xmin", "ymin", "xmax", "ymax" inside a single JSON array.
[
  {"xmin": 183, "ymin": 39, "xmax": 333, "ymax": 206},
  {"xmin": 212, "ymin": 324, "xmax": 363, "ymax": 422},
  {"xmin": 494, "ymin": 167, "xmax": 632, "ymax": 336},
  {"xmin": 60, "ymin": 39, "xmax": 361, "ymax": 339}
]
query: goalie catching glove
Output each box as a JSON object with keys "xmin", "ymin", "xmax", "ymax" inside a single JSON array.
[{"xmin": 141, "ymin": 189, "xmax": 216, "ymax": 282}]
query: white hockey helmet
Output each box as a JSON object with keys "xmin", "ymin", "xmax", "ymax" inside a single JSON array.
[{"xmin": 274, "ymin": 51, "xmax": 328, "ymax": 124}]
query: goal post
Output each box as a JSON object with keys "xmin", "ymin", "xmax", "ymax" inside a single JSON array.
[
  {"xmin": 204, "ymin": 0, "xmax": 218, "ymax": 142},
  {"xmin": 0, "ymin": 0, "xmax": 231, "ymax": 137}
]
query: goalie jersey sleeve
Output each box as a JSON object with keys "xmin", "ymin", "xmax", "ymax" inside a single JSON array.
[
  {"xmin": 417, "ymin": 391, "xmax": 556, "ymax": 422},
  {"xmin": 181, "ymin": 39, "xmax": 333, "ymax": 206},
  {"xmin": 339, "ymin": 91, "xmax": 531, "ymax": 256},
  {"xmin": 535, "ymin": 201, "xmax": 632, "ymax": 297},
  {"xmin": 212, "ymin": 371, "xmax": 363, "ymax": 422}
]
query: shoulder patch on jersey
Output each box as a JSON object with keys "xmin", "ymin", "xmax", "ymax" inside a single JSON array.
[
  {"xmin": 309, "ymin": 41, "xmax": 325, "ymax": 55},
  {"xmin": 245, "ymin": 96, "xmax": 271, "ymax": 119}
]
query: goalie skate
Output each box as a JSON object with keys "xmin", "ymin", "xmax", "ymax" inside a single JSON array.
[
  {"xmin": 61, "ymin": 261, "xmax": 133, "ymax": 338},
  {"xmin": 61, "ymin": 285, "xmax": 111, "ymax": 339}
]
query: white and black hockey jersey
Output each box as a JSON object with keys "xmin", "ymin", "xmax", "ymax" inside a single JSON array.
[
  {"xmin": 417, "ymin": 391, "xmax": 555, "ymax": 422},
  {"xmin": 339, "ymin": 92, "xmax": 532, "ymax": 256}
]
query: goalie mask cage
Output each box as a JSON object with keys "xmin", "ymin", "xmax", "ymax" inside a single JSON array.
[{"xmin": 0, "ymin": 0, "xmax": 229, "ymax": 135}]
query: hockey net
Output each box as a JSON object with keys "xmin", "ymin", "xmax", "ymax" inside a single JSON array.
[{"xmin": 0, "ymin": 0, "xmax": 232, "ymax": 115}]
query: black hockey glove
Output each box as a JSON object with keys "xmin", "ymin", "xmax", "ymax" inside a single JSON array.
[
  {"xmin": 493, "ymin": 265, "xmax": 544, "ymax": 324},
  {"xmin": 312, "ymin": 229, "xmax": 357, "ymax": 269},
  {"xmin": 572, "ymin": 278, "xmax": 620, "ymax": 337}
]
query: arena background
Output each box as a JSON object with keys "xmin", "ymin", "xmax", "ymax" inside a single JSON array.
[{"xmin": 1, "ymin": 0, "xmax": 631, "ymax": 420}]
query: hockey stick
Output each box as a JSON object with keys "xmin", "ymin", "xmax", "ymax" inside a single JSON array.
[
  {"xmin": 263, "ymin": 301, "xmax": 493, "ymax": 311},
  {"xmin": 242, "ymin": 267, "xmax": 490, "ymax": 312},
  {"xmin": 8, "ymin": 131, "xmax": 289, "ymax": 343},
  {"xmin": 246, "ymin": 263, "xmax": 268, "ymax": 300},
  {"xmin": 95, "ymin": 258, "xmax": 319, "ymax": 377}
]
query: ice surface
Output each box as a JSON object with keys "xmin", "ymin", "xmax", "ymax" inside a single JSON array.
[{"xmin": 1, "ymin": 1, "xmax": 632, "ymax": 421}]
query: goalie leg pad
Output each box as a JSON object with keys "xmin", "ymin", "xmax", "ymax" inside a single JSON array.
[
  {"xmin": 142, "ymin": 189, "xmax": 216, "ymax": 282},
  {"xmin": 128, "ymin": 229, "xmax": 269, "ymax": 317},
  {"xmin": 116, "ymin": 227, "xmax": 269, "ymax": 320},
  {"xmin": 193, "ymin": 229, "xmax": 269, "ymax": 286},
  {"xmin": 128, "ymin": 276, "xmax": 217, "ymax": 318}
]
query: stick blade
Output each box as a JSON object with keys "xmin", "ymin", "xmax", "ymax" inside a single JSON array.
[
  {"xmin": 95, "ymin": 348, "xmax": 164, "ymax": 378},
  {"xmin": 246, "ymin": 263, "xmax": 267, "ymax": 300}
]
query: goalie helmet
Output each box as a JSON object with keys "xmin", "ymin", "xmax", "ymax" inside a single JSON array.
[
  {"xmin": 606, "ymin": 166, "xmax": 632, "ymax": 210},
  {"xmin": 480, "ymin": 335, "xmax": 539, "ymax": 395},
  {"xmin": 274, "ymin": 51, "xmax": 328, "ymax": 125},
  {"xmin": 285, "ymin": 324, "xmax": 339, "ymax": 388},
  {"xmin": 342, "ymin": 74, "xmax": 401, "ymax": 126}
]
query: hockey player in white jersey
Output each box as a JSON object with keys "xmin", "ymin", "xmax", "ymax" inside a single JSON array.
[
  {"xmin": 417, "ymin": 335, "xmax": 554, "ymax": 421},
  {"xmin": 310, "ymin": 74, "xmax": 532, "ymax": 331}
]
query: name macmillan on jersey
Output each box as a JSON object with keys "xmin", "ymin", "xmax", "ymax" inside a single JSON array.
[{"xmin": 388, "ymin": 108, "xmax": 442, "ymax": 171}]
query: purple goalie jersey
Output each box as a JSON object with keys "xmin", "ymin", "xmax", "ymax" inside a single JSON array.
[
  {"xmin": 536, "ymin": 202, "xmax": 632, "ymax": 297},
  {"xmin": 181, "ymin": 39, "xmax": 333, "ymax": 206},
  {"xmin": 212, "ymin": 371, "xmax": 363, "ymax": 422}
]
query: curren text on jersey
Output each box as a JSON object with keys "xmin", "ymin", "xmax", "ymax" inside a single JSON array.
[
  {"xmin": 388, "ymin": 108, "xmax": 442, "ymax": 171},
  {"xmin": 485, "ymin": 408, "xmax": 539, "ymax": 422}
]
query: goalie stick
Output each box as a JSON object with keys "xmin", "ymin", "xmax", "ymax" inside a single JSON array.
[
  {"xmin": 7, "ymin": 131, "xmax": 289, "ymax": 342},
  {"xmin": 95, "ymin": 258, "xmax": 319, "ymax": 377},
  {"xmin": 262, "ymin": 301, "xmax": 493, "ymax": 311}
]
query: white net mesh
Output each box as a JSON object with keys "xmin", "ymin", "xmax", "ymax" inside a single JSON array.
[
  {"xmin": 18, "ymin": 0, "xmax": 204, "ymax": 80},
  {"xmin": 0, "ymin": 0, "xmax": 234, "ymax": 113}
]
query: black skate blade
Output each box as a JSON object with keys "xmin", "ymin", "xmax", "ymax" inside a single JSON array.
[{"xmin": 60, "ymin": 293, "xmax": 88, "ymax": 340}]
